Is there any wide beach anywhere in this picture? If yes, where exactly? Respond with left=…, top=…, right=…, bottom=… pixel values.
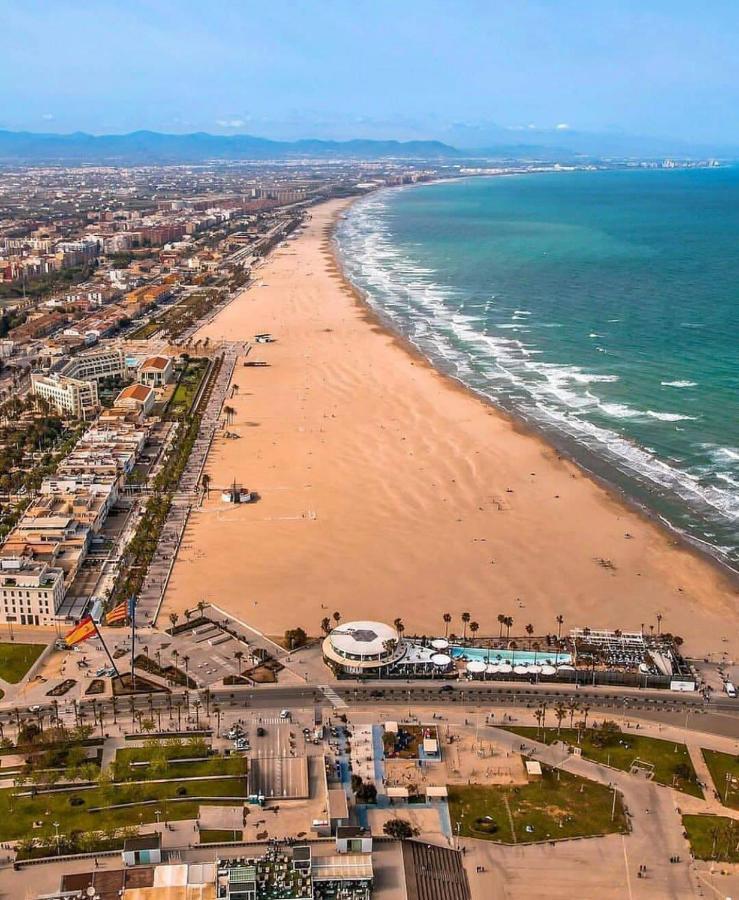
left=162, top=198, right=738, bottom=657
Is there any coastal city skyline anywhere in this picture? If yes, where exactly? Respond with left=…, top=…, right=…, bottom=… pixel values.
left=0, top=3, right=736, bottom=898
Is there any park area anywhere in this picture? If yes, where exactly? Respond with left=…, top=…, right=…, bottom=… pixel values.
left=448, top=766, right=627, bottom=844
left=167, top=357, right=210, bottom=419
left=0, top=734, right=248, bottom=854
left=501, top=723, right=703, bottom=797
left=682, top=815, right=739, bottom=863
left=0, top=642, right=45, bottom=683
left=702, top=750, right=739, bottom=810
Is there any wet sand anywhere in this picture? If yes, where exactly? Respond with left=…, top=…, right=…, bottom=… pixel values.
left=162, top=199, right=738, bottom=657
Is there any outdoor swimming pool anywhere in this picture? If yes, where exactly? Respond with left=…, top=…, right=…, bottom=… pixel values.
left=450, top=646, right=572, bottom=665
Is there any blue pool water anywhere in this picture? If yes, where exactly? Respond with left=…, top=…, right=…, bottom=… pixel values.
left=450, top=646, right=571, bottom=664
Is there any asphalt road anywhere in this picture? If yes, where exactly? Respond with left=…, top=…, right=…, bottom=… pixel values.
left=9, top=681, right=738, bottom=739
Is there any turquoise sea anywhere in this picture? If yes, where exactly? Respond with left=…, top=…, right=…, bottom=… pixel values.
left=335, top=168, right=739, bottom=570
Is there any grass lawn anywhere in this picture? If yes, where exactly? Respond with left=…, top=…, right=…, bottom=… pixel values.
left=702, top=750, right=739, bottom=810
left=0, top=643, right=45, bottom=683
left=448, top=766, right=627, bottom=844
left=682, top=815, right=739, bottom=862
left=168, top=359, right=209, bottom=418
left=115, top=746, right=246, bottom=781
left=501, top=725, right=703, bottom=798
left=199, top=829, right=240, bottom=843
left=0, top=777, right=247, bottom=842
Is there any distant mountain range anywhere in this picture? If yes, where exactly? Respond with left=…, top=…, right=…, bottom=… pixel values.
left=0, top=130, right=460, bottom=164
left=0, top=128, right=735, bottom=165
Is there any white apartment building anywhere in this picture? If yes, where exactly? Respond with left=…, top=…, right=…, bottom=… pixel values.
left=61, top=346, right=126, bottom=381
left=31, top=372, right=99, bottom=419
left=0, top=556, right=65, bottom=626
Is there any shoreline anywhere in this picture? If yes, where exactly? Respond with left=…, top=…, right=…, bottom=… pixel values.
left=330, top=186, right=739, bottom=585
left=162, top=198, right=738, bottom=659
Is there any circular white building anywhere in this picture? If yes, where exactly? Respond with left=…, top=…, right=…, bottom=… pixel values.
left=322, top=620, right=406, bottom=675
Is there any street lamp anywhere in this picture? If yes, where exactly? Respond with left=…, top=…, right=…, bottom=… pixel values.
left=53, top=821, right=60, bottom=856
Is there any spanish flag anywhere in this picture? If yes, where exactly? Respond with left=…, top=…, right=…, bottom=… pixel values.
left=64, top=615, right=96, bottom=647
left=105, top=600, right=128, bottom=625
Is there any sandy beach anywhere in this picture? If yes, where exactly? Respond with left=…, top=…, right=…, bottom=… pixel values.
left=162, top=199, right=738, bottom=657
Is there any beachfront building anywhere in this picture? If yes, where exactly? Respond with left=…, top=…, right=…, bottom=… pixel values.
left=114, top=382, right=156, bottom=417
left=322, top=620, right=407, bottom=676
left=0, top=555, right=65, bottom=626
left=31, top=372, right=99, bottom=418
left=61, top=345, right=127, bottom=381
left=138, top=354, right=174, bottom=387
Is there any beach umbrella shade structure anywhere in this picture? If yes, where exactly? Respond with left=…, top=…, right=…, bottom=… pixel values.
left=497, top=663, right=513, bottom=674
left=431, top=639, right=449, bottom=650
left=557, top=664, right=576, bottom=671
left=431, top=653, right=452, bottom=667
left=466, top=660, right=487, bottom=677
left=527, top=664, right=542, bottom=675
left=513, top=665, right=529, bottom=675
left=486, top=663, right=500, bottom=675
left=540, top=665, right=557, bottom=676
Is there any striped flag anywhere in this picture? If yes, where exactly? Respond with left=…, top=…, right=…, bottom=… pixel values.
left=64, top=615, right=96, bottom=647
left=105, top=600, right=128, bottom=625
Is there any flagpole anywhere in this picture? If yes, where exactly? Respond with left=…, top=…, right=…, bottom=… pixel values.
left=92, top=620, right=120, bottom=678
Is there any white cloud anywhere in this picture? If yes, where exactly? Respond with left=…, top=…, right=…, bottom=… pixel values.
left=41, top=113, right=55, bottom=121
left=555, top=123, right=570, bottom=130
left=216, top=118, right=247, bottom=128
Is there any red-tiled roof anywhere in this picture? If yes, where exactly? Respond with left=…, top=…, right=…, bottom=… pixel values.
left=117, top=383, right=154, bottom=402
left=141, top=355, right=171, bottom=370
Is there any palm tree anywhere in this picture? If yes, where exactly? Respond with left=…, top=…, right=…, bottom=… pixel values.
left=168, top=611, right=179, bottom=631
left=556, top=614, right=564, bottom=641
left=469, top=621, right=479, bottom=642
left=234, top=651, right=244, bottom=675
left=442, top=613, right=452, bottom=638
left=393, top=618, right=405, bottom=640
left=182, top=655, right=190, bottom=682
left=534, top=705, right=545, bottom=739
left=567, top=697, right=579, bottom=729
left=497, top=614, right=505, bottom=640
left=332, top=611, right=341, bottom=626
left=197, top=599, right=207, bottom=617
left=320, top=617, right=331, bottom=635
left=532, top=641, right=540, bottom=664
left=461, top=612, right=471, bottom=641
left=656, top=612, right=663, bottom=636
left=525, top=623, right=534, bottom=644
left=504, top=616, right=514, bottom=640
left=554, top=702, right=567, bottom=737
left=581, top=704, right=591, bottom=733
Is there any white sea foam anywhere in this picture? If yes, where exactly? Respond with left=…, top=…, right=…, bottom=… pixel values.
left=335, top=191, right=739, bottom=528
left=661, top=380, right=698, bottom=388
left=646, top=410, right=697, bottom=422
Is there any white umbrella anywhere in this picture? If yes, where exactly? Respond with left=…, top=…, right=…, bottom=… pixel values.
left=431, top=653, right=451, bottom=667
left=513, top=665, right=528, bottom=675
left=557, top=664, right=576, bottom=671
left=540, top=665, right=556, bottom=676
left=431, top=639, right=449, bottom=650
left=466, top=660, right=486, bottom=674
left=527, top=664, right=542, bottom=674
left=497, top=663, right=513, bottom=674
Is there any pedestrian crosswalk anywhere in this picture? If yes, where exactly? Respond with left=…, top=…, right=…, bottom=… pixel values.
left=251, top=716, right=285, bottom=726
left=319, top=684, right=348, bottom=708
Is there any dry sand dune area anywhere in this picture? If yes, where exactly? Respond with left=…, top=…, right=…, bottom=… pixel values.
left=162, top=199, right=738, bottom=656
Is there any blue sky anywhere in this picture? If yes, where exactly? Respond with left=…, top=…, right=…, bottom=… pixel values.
left=1, top=1, right=737, bottom=146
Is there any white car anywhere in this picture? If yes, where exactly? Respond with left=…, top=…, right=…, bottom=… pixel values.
left=279, top=709, right=291, bottom=719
